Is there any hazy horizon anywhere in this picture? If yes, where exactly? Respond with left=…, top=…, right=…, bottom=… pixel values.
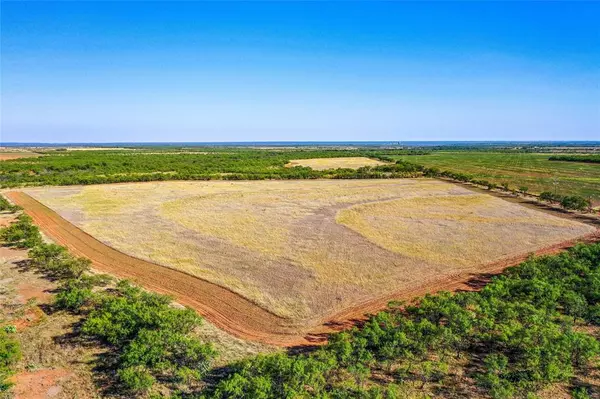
left=2, top=2, right=599, bottom=143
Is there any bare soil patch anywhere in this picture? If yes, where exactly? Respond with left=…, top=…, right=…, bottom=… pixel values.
left=0, top=153, right=41, bottom=161
left=15, top=281, right=53, bottom=304
left=285, top=156, right=387, bottom=170
left=10, top=368, right=72, bottom=399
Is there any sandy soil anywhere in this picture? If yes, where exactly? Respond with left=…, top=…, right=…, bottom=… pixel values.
left=0, top=153, right=41, bottom=161
left=11, top=369, right=73, bottom=399
left=7, top=187, right=599, bottom=346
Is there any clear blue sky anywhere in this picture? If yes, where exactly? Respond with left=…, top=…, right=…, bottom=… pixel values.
left=1, top=1, right=599, bottom=143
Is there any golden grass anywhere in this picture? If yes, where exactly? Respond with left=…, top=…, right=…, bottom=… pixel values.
left=0, top=153, right=41, bottom=161
left=285, top=157, right=387, bottom=170
left=23, top=180, right=596, bottom=321
left=337, top=194, right=583, bottom=267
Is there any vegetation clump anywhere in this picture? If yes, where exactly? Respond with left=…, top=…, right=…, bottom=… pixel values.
left=540, top=192, right=591, bottom=211
left=0, top=196, right=20, bottom=212
left=0, top=214, right=43, bottom=249
left=0, top=328, right=20, bottom=392
left=81, top=281, right=216, bottom=393
left=549, top=155, right=600, bottom=164
left=0, top=149, right=427, bottom=187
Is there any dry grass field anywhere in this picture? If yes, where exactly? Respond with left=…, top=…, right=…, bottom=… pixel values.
left=285, top=156, right=387, bottom=170
left=23, top=180, right=595, bottom=321
left=0, top=152, right=41, bottom=161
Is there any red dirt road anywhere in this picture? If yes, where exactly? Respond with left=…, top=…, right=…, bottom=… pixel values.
left=7, top=191, right=599, bottom=347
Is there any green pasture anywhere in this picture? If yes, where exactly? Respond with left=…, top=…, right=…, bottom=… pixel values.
left=393, top=152, right=600, bottom=204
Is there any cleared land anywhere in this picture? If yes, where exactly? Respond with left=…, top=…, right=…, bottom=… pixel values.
left=7, top=185, right=599, bottom=345
left=285, top=156, right=387, bottom=170
left=17, top=179, right=595, bottom=319
left=393, top=152, right=600, bottom=204
left=0, top=152, right=41, bottom=161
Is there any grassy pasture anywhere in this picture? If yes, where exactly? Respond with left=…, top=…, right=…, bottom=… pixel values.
left=285, top=156, right=387, bottom=170
left=392, top=152, right=600, bottom=204
left=23, top=179, right=595, bottom=321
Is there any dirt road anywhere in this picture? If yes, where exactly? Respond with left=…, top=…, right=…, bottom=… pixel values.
left=7, top=191, right=599, bottom=347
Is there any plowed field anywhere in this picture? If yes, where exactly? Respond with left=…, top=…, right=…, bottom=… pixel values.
left=8, top=179, right=598, bottom=346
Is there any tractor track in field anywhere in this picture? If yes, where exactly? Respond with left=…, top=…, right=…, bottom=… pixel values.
left=6, top=191, right=600, bottom=347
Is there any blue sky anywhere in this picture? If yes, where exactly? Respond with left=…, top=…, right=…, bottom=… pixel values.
left=1, top=1, right=599, bottom=143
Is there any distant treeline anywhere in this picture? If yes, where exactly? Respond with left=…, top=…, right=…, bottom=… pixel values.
left=0, top=149, right=429, bottom=188
left=549, top=155, right=600, bottom=164
left=1, top=149, right=595, bottom=211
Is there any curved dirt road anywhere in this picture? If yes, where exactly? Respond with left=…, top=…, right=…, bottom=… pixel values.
left=7, top=191, right=599, bottom=346
left=6, top=191, right=311, bottom=346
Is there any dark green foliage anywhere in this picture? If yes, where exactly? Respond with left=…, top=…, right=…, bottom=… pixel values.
left=572, top=386, right=592, bottom=399
left=0, top=214, right=43, bottom=248
left=81, top=280, right=215, bottom=392
left=539, top=192, right=591, bottom=211
left=549, top=155, right=600, bottom=164
left=117, top=366, right=156, bottom=393
left=540, top=191, right=563, bottom=203
left=0, top=149, right=429, bottom=188
left=54, top=276, right=99, bottom=311
left=201, top=243, right=600, bottom=399
left=0, top=328, right=20, bottom=392
left=29, top=243, right=92, bottom=279
left=560, top=196, right=591, bottom=211
left=0, top=195, right=19, bottom=213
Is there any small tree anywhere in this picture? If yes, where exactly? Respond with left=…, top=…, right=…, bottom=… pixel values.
left=519, top=186, right=529, bottom=194
left=560, top=196, right=591, bottom=211
left=540, top=191, right=563, bottom=203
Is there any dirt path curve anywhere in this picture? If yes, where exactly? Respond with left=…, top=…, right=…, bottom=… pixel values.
left=7, top=191, right=600, bottom=347
left=6, top=191, right=311, bottom=346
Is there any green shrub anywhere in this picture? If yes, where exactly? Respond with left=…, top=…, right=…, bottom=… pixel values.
left=29, top=243, right=91, bottom=278
left=572, top=386, right=592, bottom=399
left=54, top=280, right=94, bottom=311
left=81, top=281, right=215, bottom=391
left=0, top=195, right=19, bottom=213
left=0, top=214, right=43, bottom=248
left=540, top=191, right=563, bottom=203
left=2, top=326, right=16, bottom=334
left=0, top=328, right=20, bottom=392
left=560, top=195, right=591, bottom=211
left=117, top=366, right=156, bottom=393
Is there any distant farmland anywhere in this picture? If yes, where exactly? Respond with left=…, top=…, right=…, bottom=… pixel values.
left=392, top=152, right=600, bottom=204
left=20, top=179, right=595, bottom=323
left=285, top=156, right=387, bottom=170
left=0, top=152, right=41, bottom=161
